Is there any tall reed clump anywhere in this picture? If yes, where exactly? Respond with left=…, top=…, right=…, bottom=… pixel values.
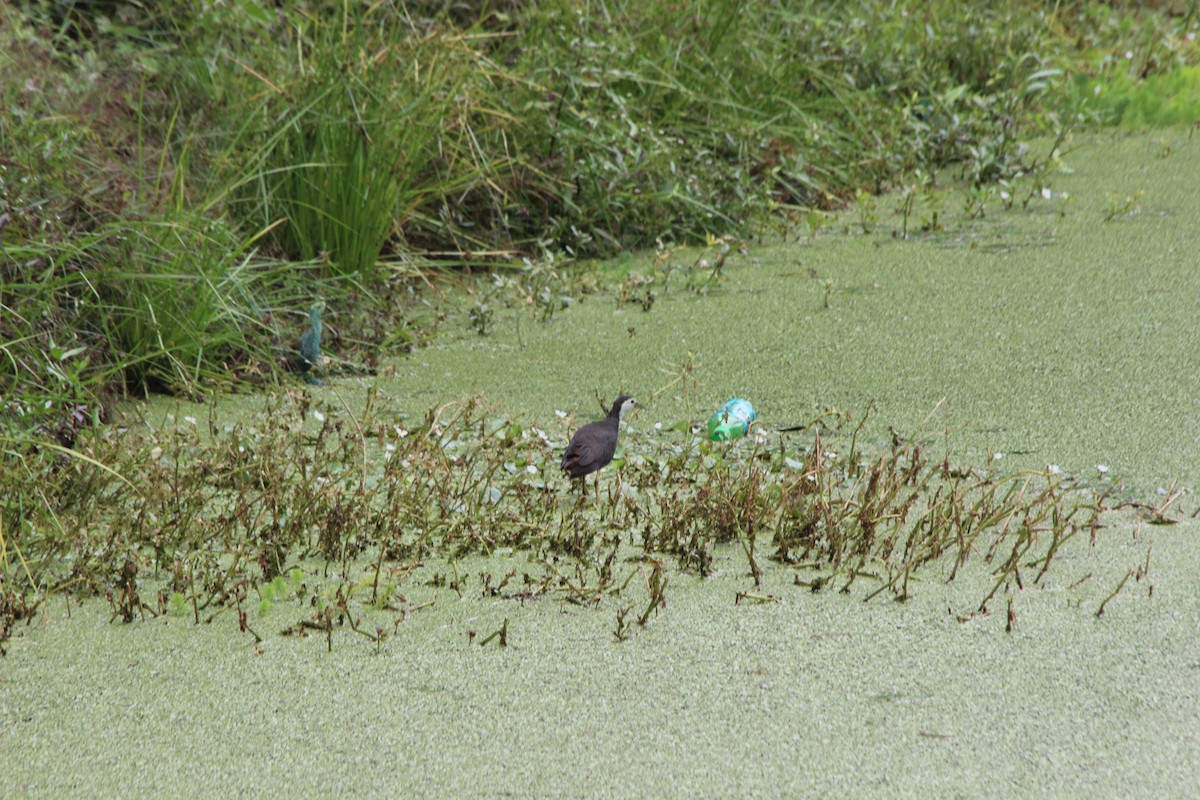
left=225, top=16, right=461, bottom=280
left=96, top=211, right=270, bottom=396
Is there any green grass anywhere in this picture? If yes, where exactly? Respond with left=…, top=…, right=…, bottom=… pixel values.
left=1073, top=64, right=1200, bottom=127
left=224, top=18, right=462, bottom=279
left=4, top=1, right=1196, bottom=422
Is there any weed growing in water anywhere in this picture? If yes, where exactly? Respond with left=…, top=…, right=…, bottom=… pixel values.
left=1103, top=189, right=1147, bottom=222
left=0, top=390, right=1158, bottom=649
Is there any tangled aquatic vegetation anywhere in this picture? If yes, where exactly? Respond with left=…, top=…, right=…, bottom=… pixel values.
left=0, top=388, right=1164, bottom=652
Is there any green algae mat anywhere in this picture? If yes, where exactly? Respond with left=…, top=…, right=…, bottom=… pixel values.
left=4, top=132, right=1200, bottom=797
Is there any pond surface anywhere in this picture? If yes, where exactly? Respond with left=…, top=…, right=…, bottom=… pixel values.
left=2, top=523, right=1196, bottom=797
left=380, top=132, right=1199, bottom=498
left=4, top=131, right=1200, bottom=797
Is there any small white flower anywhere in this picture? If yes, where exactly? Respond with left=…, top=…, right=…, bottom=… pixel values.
left=385, top=443, right=396, bottom=452
left=1096, top=464, right=1109, bottom=474
left=526, top=464, right=538, bottom=474
left=1000, top=190, right=1011, bottom=202
left=395, top=425, right=408, bottom=438
left=184, top=416, right=197, bottom=426
left=1041, top=187, right=1051, bottom=200
left=1124, top=50, right=1133, bottom=60
left=314, top=410, right=325, bottom=422
left=1047, top=464, right=1062, bottom=475
left=150, top=446, right=162, bottom=460
left=654, top=422, right=662, bottom=430
left=993, top=452, right=1004, bottom=461
left=238, top=445, right=245, bottom=453
left=555, top=410, right=567, bottom=419
left=44, top=399, right=53, bottom=409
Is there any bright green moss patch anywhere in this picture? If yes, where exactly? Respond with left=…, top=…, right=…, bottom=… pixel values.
left=1075, top=64, right=1200, bottom=127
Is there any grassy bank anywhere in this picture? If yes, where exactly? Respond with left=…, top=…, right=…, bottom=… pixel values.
left=3, top=2, right=1196, bottom=409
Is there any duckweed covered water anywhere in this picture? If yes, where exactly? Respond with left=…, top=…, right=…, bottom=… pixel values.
left=2, top=523, right=1195, bottom=797
left=377, top=133, right=1200, bottom=497
left=4, top=132, right=1200, bottom=797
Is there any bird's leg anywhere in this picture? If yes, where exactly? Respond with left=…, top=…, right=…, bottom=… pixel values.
left=592, top=472, right=600, bottom=505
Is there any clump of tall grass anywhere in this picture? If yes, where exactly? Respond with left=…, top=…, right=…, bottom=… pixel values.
left=96, top=212, right=271, bottom=396
left=223, top=19, right=461, bottom=279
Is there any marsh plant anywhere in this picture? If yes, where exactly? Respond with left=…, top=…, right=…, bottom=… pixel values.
left=0, top=390, right=1155, bottom=650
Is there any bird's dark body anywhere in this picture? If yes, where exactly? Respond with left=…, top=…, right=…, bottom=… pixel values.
left=561, top=395, right=635, bottom=479
left=561, top=418, right=619, bottom=478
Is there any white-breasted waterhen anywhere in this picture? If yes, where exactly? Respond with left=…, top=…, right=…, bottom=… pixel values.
left=561, top=395, right=637, bottom=501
